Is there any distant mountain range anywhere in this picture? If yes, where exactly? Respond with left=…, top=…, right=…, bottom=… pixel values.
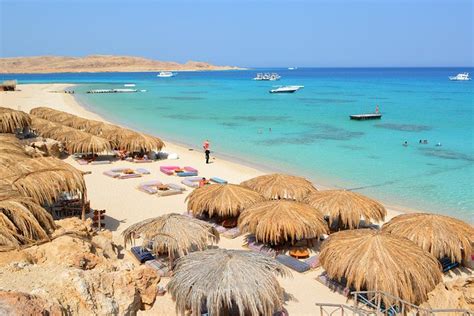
left=0, top=55, right=241, bottom=74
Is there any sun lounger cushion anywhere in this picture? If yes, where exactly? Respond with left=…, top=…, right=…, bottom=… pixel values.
left=184, top=166, right=198, bottom=173
left=77, top=159, right=89, bottom=165
left=176, top=171, right=198, bottom=177
left=440, top=257, right=460, bottom=272
left=167, top=183, right=186, bottom=191
left=222, top=227, right=240, bottom=239
left=118, top=173, right=142, bottom=179
left=140, top=180, right=162, bottom=186
left=125, top=157, right=133, bottom=162
left=111, top=167, right=128, bottom=173
left=317, top=273, right=351, bottom=297
left=276, top=254, right=311, bottom=273
left=209, top=222, right=228, bottom=234
left=210, top=177, right=227, bottom=184
left=136, top=168, right=150, bottom=175
left=246, top=236, right=277, bottom=257
left=145, top=259, right=171, bottom=277
left=90, top=160, right=112, bottom=165
left=103, top=171, right=119, bottom=178
left=181, top=176, right=202, bottom=188
left=134, top=159, right=152, bottom=163
left=139, top=186, right=158, bottom=194
left=160, top=166, right=180, bottom=175
left=304, top=255, right=320, bottom=269
left=131, top=246, right=155, bottom=263
left=156, top=189, right=182, bottom=197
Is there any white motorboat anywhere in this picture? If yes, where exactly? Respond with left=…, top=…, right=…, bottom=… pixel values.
left=449, top=72, right=471, bottom=81
left=157, top=71, right=176, bottom=78
left=124, top=83, right=136, bottom=87
left=288, top=67, right=297, bottom=70
left=269, top=85, right=304, bottom=93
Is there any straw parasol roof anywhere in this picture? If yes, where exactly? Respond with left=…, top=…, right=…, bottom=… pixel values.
left=0, top=107, right=31, bottom=133
left=48, top=127, right=88, bottom=143
left=86, top=122, right=121, bottom=136
left=0, top=193, right=56, bottom=248
left=238, top=200, right=328, bottom=245
left=122, top=213, right=219, bottom=259
left=319, top=229, right=442, bottom=305
left=30, top=107, right=55, bottom=118
left=305, top=190, right=387, bottom=230
left=115, top=130, right=165, bottom=152
left=0, top=134, right=29, bottom=165
left=167, top=249, right=289, bottom=316
left=382, top=213, right=474, bottom=263
left=241, top=173, right=317, bottom=201
left=67, top=134, right=112, bottom=154
left=186, top=184, right=265, bottom=218
left=0, top=157, right=86, bottom=205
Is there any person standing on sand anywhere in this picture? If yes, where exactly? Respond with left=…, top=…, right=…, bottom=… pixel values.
left=203, top=140, right=211, bottom=164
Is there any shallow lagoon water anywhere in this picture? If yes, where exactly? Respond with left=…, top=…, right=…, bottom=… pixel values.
left=6, top=68, right=473, bottom=222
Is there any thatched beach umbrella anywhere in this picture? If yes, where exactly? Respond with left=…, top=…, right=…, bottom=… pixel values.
left=305, top=190, right=387, bottom=230
left=30, top=107, right=56, bottom=118
left=0, top=134, right=29, bottom=165
left=186, top=184, right=265, bottom=219
left=238, top=200, right=328, bottom=245
left=0, top=193, right=56, bottom=248
left=86, top=122, right=121, bottom=137
left=48, top=127, right=87, bottom=143
left=167, top=249, right=289, bottom=316
left=0, top=107, right=31, bottom=133
left=122, top=213, right=219, bottom=263
left=241, top=173, right=317, bottom=201
left=116, top=130, right=165, bottom=152
left=319, top=229, right=442, bottom=305
left=67, top=134, right=112, bottom=154
left=382, top=213, right=474, bottom=263
left=0, top=157, right=86, bottom=205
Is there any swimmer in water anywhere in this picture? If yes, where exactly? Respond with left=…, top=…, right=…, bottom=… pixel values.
left=403, top=141, right=408, bottom=147
left=436, top=142, right=442, bottom=147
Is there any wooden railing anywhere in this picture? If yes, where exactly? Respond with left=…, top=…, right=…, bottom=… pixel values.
left=315, top=290, right=473, bottom=316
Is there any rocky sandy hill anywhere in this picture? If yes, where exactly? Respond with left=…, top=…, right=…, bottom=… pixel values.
left=0, top=55, right=241, bottom=74
left=0, top=218, right=161, bottom=315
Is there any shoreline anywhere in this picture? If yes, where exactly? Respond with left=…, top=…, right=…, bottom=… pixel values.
left=72, top=84, right=431, bottom=217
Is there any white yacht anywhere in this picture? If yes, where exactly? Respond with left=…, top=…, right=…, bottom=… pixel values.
left=269, top=85, right=304, bottom=93
left=157, top=71, right=176, bottom=78
left=449, top=72, right=471, bottom=81
left=124, top=83, right=136, bottom=87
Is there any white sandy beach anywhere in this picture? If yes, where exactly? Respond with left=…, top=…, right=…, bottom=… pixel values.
left=0, top=83, right=416, bottom=315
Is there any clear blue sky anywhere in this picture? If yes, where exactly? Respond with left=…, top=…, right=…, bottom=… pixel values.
left=1, top=0, right=472, bottom=67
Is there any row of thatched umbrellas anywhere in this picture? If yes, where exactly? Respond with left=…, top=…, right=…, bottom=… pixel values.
left=124, top=173, right=472, bottom=315
left=30, top=107, right=165, bottom=154
left=0, top=132, right=86, bottom=249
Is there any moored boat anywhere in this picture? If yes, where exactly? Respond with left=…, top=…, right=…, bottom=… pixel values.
left=449, top=72, right=471, bottom=81
left=269, top=85, right=304, bottom=93
left=157, top=71, right=176, bottom=78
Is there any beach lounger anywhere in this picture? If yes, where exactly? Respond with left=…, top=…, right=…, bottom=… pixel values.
left=317, top=272, right=351, bottom=297
left=103, top=170, right=119, bottom=178
left=156, top=188, right=182, bottom=197
left=181, top=176, right=202, bottom=188
left=145, top=259, right=171, bottom=277
left=125, top=157, right=133, bottom=162
left=210, top=177, right=228, bottom=184
left=222, top=227, right=241, bottom=239
left=139, top=186, right=158, bottom=194
left=304, top=254, right=320, bottom=269
left=111, top=167, right=128, bottom=173
left=276, top=254, right=311, bottom=273
left=440, top=257, right=460, bottom=272
left=76, top=159, right=89, bottom=165
left=167, top=153, right=179, bottom=160
left=167, top=183, right=186, bottom=191
left=118, top=173, right=142, bottom=179
left=131, top=246, right=155, bottom=263
left=90, top=160, right=112, bottom=165
left=176, top=171, right=198, bottom=177
left=136, top=168, right=150, bottom=175
left=160, top=166, right=180, bottom=175
left=133, top=159, right=153, bottom=163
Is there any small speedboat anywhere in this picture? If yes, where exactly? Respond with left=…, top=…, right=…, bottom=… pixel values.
left=269, top=85, right=304, bottom=93
left=449, top=72, right=471, bottom=81
left=157, top=71, right=176, bottom=78
left=124, top=83, right=136, bottom=87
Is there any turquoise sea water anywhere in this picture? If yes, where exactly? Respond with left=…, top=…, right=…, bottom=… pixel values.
left=5, top=68, right=473, bottom=222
